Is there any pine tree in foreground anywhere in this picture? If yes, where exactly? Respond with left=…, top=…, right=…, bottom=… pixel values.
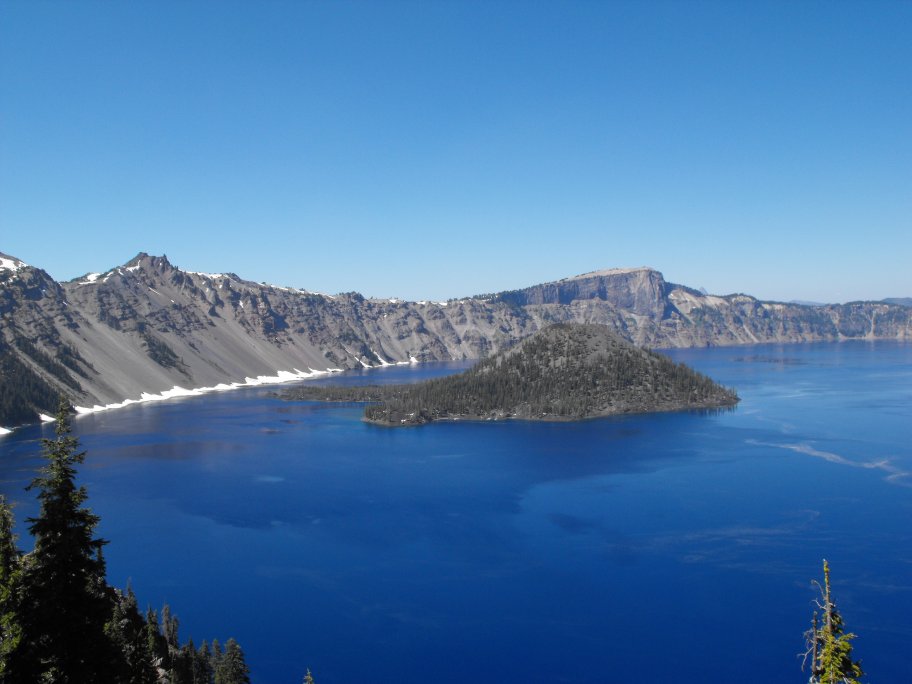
left=1, top=399, right=123, bottom=681
left=803, top=559, right=864, bottom=684
left=214, top=637, right=250, bottom=684
left=0, top=400, right=251, bottom=683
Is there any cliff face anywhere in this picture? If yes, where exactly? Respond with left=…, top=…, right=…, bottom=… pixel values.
left=2, top=251, right=910, bottom=425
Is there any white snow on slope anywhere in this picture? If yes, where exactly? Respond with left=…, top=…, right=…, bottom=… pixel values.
left=372, top=349, right=393, bottom=367
left=72, top=367, right=341, bottom=415
left=0, top=256, right=27, bottom=272
left=0, top=427, right=12, bottom=436
left=187, top=271, right=225, bottom=279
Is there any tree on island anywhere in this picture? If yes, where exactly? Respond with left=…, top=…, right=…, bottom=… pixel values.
left=802, top=559, right=863, bottom=684
left=0, top=399, right=250, bottom=683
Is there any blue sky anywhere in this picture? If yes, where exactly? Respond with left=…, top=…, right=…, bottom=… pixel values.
left=1, top=1, right=909, bottom=302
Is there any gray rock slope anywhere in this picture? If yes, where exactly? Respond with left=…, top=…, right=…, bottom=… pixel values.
left=2, top=251, right=911, bottom=426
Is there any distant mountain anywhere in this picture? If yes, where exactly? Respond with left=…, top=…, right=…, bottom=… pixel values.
left=287, top=323, right=739, bottom=425
left=2, top=251, right=911, bottom=428
left=883, top=297, right=912, bottom=308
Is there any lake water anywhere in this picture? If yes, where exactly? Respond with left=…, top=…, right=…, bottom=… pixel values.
left=1, top=341, right=910, bottom=683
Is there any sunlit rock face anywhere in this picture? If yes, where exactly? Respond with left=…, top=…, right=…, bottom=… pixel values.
left=1, top=251, right=910, bottom=426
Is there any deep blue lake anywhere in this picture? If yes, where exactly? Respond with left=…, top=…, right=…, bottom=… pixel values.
left=1, top=341, right=910, bottom=683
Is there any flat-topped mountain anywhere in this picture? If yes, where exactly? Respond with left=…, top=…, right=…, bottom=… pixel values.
left=2, top=251, right=911, bottom=428
left=287, top=323, right=739, bottom=425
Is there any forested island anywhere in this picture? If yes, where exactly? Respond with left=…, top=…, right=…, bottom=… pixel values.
left=284, top=323, right=739, bottom=425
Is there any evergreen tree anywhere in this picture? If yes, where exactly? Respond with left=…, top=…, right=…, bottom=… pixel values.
left=303, top=667, right=316, bottom=684
left=2, top=399, right=123, bottom=681
left=214, top=638, right=250, bottom=684
left=804, top=559, right=864, bottom=683
left=106, top=584, right=157, bottom=684
left=195, top=640, right=215, bottom=684
left=0, top=496, right=22, bottom=667
left=0, top=496, right=18, bottom=587
left=171, top=637, right=196, bottom=684
left=144, top=606, right=168, bottom=674
left=0, top=401, right=251, bottom=682
left=210, top=638, right=222, bottom=670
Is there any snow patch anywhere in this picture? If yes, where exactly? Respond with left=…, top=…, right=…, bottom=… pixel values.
left=0, top=256, right=27, bottom=272
left=79, top=273, right=101, bottom=284
left=71, top=367, right=345, bottom=417
left=39, top=413, right=55, bottom=423
left=350, top=353, right=373, bottom=369
left=126, top=265, right=141, bottom=272
left=0, top=426, right=12, bottom=436
left=371, top=349, right=393, bottom=367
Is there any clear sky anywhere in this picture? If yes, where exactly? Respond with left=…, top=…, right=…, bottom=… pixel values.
left=1, top=1, right=909, bottom=303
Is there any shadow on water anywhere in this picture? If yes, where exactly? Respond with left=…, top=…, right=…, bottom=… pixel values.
left=1, top=346, right=910, bottom=684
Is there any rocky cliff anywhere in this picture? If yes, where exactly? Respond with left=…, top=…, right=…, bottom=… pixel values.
left=2, top=252, right=910, bottom=427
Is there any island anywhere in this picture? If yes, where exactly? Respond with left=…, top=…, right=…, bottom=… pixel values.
left=283, top=323, right=739, bottom=426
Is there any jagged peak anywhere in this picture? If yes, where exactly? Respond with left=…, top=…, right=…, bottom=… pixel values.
left=123, top=252, right=173, bottom=271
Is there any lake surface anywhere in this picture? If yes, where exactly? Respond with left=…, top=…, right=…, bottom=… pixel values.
left=1, top=341, right=910, bottom=683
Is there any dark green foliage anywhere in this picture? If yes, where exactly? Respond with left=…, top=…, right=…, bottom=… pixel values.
left=0, top=496, right=20, bottom=662
left=144, top=607, right=167, bottom=671
left=0, top=497, right=18, bottom=595
left=13, top=335, right=83, bottom=392
left=137, top=323, right=188, bottom=376
left=0, top=402, right=249, bottom=682
left=0, top=337, right=60, bottom=426
left=214, top=638, right=250, bottom=684
left=195, top=641, right=215, bottom=684
left=106, top=585, right=157, bottom=684
left=57, top=343, right=93, bottom=379
left=1, top=399, right=123, bottom=681
left=804, top=560, right=864, bottom=683
left=287, top=323, right=738, bottom=425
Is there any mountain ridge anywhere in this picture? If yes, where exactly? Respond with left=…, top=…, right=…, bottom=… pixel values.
left=2, top=250, right=911, bottom=429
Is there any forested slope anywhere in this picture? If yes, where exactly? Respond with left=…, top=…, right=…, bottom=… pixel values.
left=286, top=323, right=739, bottom=425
